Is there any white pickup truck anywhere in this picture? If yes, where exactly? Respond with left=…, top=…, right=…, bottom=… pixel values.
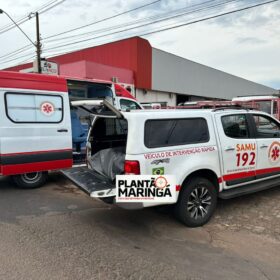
left=62, top=105, right=280, bottom=227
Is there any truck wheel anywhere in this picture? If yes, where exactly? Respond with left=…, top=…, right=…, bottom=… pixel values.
left=174, top=177, right=217, bottom=227
left=12, top=171, right=48, bottom=189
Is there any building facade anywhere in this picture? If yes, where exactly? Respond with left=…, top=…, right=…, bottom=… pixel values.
left=5, top=37, right=277, bottom=106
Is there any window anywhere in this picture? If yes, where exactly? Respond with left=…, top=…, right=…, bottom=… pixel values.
left=120, top=99, right=141, bottom=111
left=5, top=93, right=63, bottom=123
left=88, top=85, right=113, bottom=99
left=144, top=118, right=209, bottom=148
left=67, top=81, right=113, bottom=100
left=68, top=88, right=86, bottom=99
left=222, top=114, right=249, bottom=138
left=93, top=118, right=127, bottom=137
left=255, top=100, right=272, bottom=114
left=106, top=119, right=127, bottom=136
left=253, top=114, right=280, bottom=138
left=273, top=101, right=278, bottom=116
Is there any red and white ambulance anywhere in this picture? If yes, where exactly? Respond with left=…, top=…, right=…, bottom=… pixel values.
left=0, top=71, right=141, bottom=188
left=232, top=96, right=280, bottom=120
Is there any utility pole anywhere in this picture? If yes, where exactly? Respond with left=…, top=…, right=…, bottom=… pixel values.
left=35, top=12, right=41, bottom=73
left=0, top=9, right=42, bottom=73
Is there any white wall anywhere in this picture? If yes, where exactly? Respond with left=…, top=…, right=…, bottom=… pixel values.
left=152, top=48, right=277, bottom=100
left=135, top=88, right=176, bottom=106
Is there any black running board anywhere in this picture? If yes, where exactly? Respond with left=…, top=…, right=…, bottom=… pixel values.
left=61, top=167, right=116, bottom=198
left=219, top=176, right=280, bottom=199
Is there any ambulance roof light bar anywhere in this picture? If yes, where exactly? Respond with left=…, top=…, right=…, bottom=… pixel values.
left=212, top=106, right=253, bottom=112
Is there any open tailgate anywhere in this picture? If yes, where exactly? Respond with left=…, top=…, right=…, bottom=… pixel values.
left=61, top=167, right=116, bottom=198
left=71, top=99, right=123, bottom=118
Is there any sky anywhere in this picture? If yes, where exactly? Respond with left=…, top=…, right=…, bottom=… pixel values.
left=0, top=0, right=279, bottom=89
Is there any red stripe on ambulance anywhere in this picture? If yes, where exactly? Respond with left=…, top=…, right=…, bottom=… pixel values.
left=0, top=71, right=68, bottom=92
left=255, top=167, right=280, bottom=176
left=0, top=148, right=72, bottom=156
left=223, top=171, right=255, bottom=182
left=1, top=159, right=73, bottom=176
left=222, top=167, right=280, bottom=183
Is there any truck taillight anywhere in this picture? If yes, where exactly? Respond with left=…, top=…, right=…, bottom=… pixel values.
left=124, top=160, right=140, bottom=175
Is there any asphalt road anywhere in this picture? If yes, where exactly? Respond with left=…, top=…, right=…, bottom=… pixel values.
left=0, top=173, right=279, bottom=280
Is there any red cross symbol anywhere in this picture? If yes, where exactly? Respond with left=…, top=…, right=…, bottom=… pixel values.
left=271, top=146, right=280, bottom=161
left=41, top=102, right=54, bottom=116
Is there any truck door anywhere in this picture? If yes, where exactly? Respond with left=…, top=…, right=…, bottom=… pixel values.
left=251, top=114, right=280, bottom=180
left=1, top=90, right=72, bottom=175
left=215, top=113, right=257, bottom=188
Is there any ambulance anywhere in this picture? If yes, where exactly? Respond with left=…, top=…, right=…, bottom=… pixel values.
left=0, top=71, right=141, bottom=188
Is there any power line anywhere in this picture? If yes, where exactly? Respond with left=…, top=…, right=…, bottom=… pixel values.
left=0, top=51, right=35, bottom=64
left=0, top=0, right=158, bottom=62
left=44, top=0, right=219, bottom=43
left=1, top=0, right=278, bottom=68
left=0, top=0, right=57, bottom=31
left=43, top=0, right=162, bottom=40
left=37, top=0, right=66, bottom=13
left=0, top=9, right=35, bottom=46
left=41, top=0, right=278, bottom=57
left=0, top=0, right=214, bottom=66
left=0, top=0, right=65, bottom=64
left=141, top=0, right=279, bottom=37
left=0, top=44, right=31, bottom=60
left=32, top=0, right=232, bottom=55
left=0, top=0, right=254, bottom=62
left=42, top=0, right=245, bottom=52
left=15, top=55, right=36, bottom=67
left=0, top=0, right=65, bottom=35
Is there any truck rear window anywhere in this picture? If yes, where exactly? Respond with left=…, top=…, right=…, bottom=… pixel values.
left=144, top=118, right=209, bottom=148
left=93, top=118, right=127, bottom=137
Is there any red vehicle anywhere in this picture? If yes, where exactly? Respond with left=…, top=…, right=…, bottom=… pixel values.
left=176, top=98, right=280, bottom=120
left=170, top=100, right=259, bottom=110
left=232, top=96, right=280, bottom=120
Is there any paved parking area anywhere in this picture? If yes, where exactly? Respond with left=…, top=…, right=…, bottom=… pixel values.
left=0, top=173, right=279, bottom=280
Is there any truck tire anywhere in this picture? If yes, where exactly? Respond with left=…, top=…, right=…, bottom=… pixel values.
left=174, top=177, right=217, bottom=227
left=12, top=171, right=48, bottom=189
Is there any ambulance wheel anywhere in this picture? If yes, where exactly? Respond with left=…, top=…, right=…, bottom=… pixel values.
left=12, top=172, right=48, bottom=189
left=174, top=177, right=217, bottom=227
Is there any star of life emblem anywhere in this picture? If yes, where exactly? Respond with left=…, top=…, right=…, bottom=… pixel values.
left=40, top=102, right=55, bottom=116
